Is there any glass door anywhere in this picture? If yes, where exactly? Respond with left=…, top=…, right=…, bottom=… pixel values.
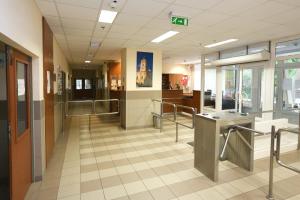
left=240, top=67, right=263, bottom=115
left=274, top=58, right=300, bottom=124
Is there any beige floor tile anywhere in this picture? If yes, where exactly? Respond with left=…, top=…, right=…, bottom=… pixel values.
left=196, top=187, right=224, bottom=200
left=59, top=174, right=80, bottom=186
left=143, top=177, right=165, bottom=190
left=150, top=186, right=176, bottom=200
left=213, top=183, right=241, bottom=199
left=160, top=174, right=182, bottom=185
left=124, top=181, right=147, bottom=195
left=230, top=178, right=256, bottom=193
left=81, top=179, right=102, bottom=193
left=137, top=169, right=157, bottom=179
left=81, top=171, right=100, bottom=182
left=103, top=185, right=127, bottom=200
left=178, top=193, right=203, bottom=200
left=81, top=189, right=105, bottom=200
left=101, top=175, right=122, bottom=188
left=57, top=183, right=80, bottom=198
left=119, top=172, right=141, bottom=184
left=58, top=194, right=81, bottom=200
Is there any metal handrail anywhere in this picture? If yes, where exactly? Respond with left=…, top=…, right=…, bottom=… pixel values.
left=267, top=126, right=300, bottom=200
left=151, top=98, right=197, bottom=142
left=66, top=100, right=94, bottom=117
left=65, top=99, right=120, bottom=131
left=175, top=105, right=197, bottom=142
left=94, top=99, right=119, bottom=116
left=275, top=128, right=300, bottom=173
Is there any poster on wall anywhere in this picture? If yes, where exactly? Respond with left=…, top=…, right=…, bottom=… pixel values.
left=136, top=51, right=153, bottom=87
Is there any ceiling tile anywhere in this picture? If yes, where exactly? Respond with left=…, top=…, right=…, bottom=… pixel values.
left=64, top=28, right=93, bottom=37
left=209, top=0, right=267, bottom=15
left=174, top=0, right=223, bottom=10
left=113, top=13, right=151, bottom=27
left=44, top=16, right=61, bottom=27
left=239, top=1, right=294, bottom=20
left=55, top=0, right=102, bottom=9
left=191, top=11, right=231, bottom=27
left=61, top=18, right=95, bottom=30
left=157, top=4, right=204, bottom=20
left=57, top=3, right=99, bottom=20
left=35, top=0, right=58, bottom=16
left=122, top=0, right=169, bottom=17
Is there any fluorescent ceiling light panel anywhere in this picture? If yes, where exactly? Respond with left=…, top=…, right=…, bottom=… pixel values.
left=85, top=60, right=91, bottom=63
left=151, top=31, right=179, bottom=43
left=99, top=10, right=118, bottom=23
left=205, top=39, right=238, bottom=48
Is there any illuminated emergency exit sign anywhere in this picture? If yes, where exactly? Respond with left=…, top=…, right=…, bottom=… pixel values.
left=171, top=16, right=188, bottom=26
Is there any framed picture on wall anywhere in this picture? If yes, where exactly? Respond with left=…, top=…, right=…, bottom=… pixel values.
left=136, top=51, right=153, bottom=87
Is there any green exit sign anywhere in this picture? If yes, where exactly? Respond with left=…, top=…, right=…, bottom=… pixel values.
left=171, top=16, right=188, bottom=26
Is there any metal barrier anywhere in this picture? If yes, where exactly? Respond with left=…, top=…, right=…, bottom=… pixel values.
left=220, top=125, right=265, bottom=160
left=66, top=99, right=120, bottom=131
left=151, top=99, right=196, bottom=142
left=267, top=126, right=300, bottom=200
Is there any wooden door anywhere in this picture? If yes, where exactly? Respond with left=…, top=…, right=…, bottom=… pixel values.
left=8, top=48, right=32, bottom=200
left=43, top=18, right=54, bottom=165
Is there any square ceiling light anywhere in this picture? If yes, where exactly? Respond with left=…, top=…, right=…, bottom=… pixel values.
left=99, top=10, right=118, bottom=23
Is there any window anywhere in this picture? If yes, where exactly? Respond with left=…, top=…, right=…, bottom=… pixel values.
left=248, top=42, right=269, bottom=54
left=17, top=61, right=28, bottom=136
left=220, top=47, right=247, bottom=59
left=85, top=79, right=92, bottom=89
left=76, top=79, right=82, bottom=90
left=276, top=38, right=300, bottom=57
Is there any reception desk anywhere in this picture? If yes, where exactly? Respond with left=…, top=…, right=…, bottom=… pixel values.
left=162, top=90, right=201, bottom=113
left=194, top=112, right=254, bottom=182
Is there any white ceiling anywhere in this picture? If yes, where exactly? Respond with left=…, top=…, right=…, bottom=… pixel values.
left=35, top=0, right=300, bottom=65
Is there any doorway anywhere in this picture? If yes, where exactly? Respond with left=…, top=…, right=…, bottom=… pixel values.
left=7, top=47, right=32, bottom=200
left=0, top=42, right=9, bottom=199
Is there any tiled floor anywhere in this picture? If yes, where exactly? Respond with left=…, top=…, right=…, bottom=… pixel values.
left=26, top=115, right=300, bottom=200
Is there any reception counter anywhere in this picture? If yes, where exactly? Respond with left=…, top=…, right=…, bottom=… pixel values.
left=162, top=90, right=201, bottom=113
left=194, top=112, right=254, bottom=182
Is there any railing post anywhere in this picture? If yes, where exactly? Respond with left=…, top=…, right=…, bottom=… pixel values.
left=176, top=123, right=178, bottom=142
left=298, top=125, right=300, bottom=150
left=160, top=103, right=163, bottom=132
left=267, top=125, right=276, bottom=200
left=89, top=115, right=91, bottom=132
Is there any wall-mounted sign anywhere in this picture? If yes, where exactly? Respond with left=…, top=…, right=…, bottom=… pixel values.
left=171, top=16, right=188, bottom=26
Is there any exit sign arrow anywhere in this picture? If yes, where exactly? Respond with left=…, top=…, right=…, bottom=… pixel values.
left=171, top=16, right=188, bottom=26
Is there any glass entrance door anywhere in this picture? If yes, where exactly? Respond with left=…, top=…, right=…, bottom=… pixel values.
left=274, top=58, right=300, bottom=124
left=240, top=67, right=263, bottom=115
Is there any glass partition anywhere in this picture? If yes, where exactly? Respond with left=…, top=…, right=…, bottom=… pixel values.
left=221, top=66, right=238, bottom=110
left=204, top=68, right=216, bottom=109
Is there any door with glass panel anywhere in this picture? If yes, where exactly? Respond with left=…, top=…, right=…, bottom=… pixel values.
left=274, top=58, right=300, bottom=124
left=7, top=48, right=32, bottom=200
left=239, top=65, right=263, bottom=115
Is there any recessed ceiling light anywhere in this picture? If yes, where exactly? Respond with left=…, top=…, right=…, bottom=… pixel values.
left=205, top=39, right=238, bottom=48
left=151, top=31, right=179, bottom=43
left=85, top=60, right=91, bottom=63
left=99, top=10, right=118, bottom=23
left=276, top=45, right=286, bottom=49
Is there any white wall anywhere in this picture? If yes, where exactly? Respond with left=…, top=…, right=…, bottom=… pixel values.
left=123, top=48, right=162, bottom=91
left=163, top=63, right=190, bottom=75
left=193, top=64, right=201, bottom=91
left=0, top=0, right=43, bottom=101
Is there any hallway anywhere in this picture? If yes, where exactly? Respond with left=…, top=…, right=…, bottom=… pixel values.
left=25, top=116, right=300, bottom=200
